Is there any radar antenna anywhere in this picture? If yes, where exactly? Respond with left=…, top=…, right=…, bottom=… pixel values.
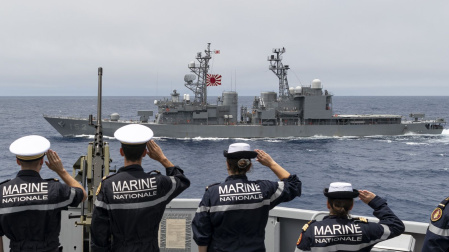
left=184, top=43, right=212, bottom=104
left=268, top=47, right=290, bottom=100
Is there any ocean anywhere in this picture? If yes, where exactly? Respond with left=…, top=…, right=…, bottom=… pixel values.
left=0, top=96, right=448, bottom=223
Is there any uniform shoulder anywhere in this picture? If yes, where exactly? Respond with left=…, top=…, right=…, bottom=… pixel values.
left=147, top=170, right=161, bottom=175
left=302, top=220, right=316, bottom=232
left=102, top=173, right=117, bottom=181
left=44, top=178, right=60, bottom=182
left=352, top=217, right=369, bottom=223
left=429, top=196, right=449, bottom=222
left=0, top=179, right=11, bottom=185
left=205, top=182, right=221, bottom=191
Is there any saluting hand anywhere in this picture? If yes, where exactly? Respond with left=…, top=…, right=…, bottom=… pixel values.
left=146, top=140, right=166, bottom=162
left=255, top=149, right=277, bottom=168
left=147, top=140, right=174, bottom=168
left=359, top=190, right=376, bottom=204
left=45, top=150, right=65, bottom=174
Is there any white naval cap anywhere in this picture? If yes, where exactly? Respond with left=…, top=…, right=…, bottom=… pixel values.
left=223, top=143, right=257, bottom=159
left=114, top=124, right=154, bottom=144
left=328, top=182, right=353, bottom=193
left=10, top=135, right=50, bottom=161
left=324, top=182, right=359, bottom=199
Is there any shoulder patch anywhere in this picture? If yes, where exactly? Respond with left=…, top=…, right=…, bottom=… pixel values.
left=302, top=220, right=316, bottom=232
left=0, top=179, right=11, bottom=185
left=102, top=173, right=117, bottom=180
left=206, top=182, right=220, bottom=191
left=431, top=208, right=443, bottom=222
left=148, top=170, right=161, bottom=175
left=353, top=217, right=368, bottom=223
left=96, top=181, right=102, bottom=196
left=296, top=233, right=303, bottom=245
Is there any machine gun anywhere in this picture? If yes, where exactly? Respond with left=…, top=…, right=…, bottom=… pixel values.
left=69, top=67, right=112, bottom=251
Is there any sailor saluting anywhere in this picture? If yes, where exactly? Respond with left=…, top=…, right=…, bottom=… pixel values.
left=90, top=124, right=190, bottom=252
left=0, top=135, right=87, bottom=252
left=192, top=143, right=302, bottom=252
left=295, top=182, right=405, bottom=252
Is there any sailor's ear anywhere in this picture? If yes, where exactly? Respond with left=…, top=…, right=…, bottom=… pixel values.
left=119, top=148, right=125, bottom=157
left=326, top=200, right=331, bottom=210
left=16, top=158, right=21, bottom=166
left=141, top=149, right=147, bottom=157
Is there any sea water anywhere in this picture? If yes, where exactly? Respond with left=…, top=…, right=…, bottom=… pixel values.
left=0, top=96, right=447, bottom=223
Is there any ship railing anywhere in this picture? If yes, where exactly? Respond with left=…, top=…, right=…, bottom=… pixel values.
left=1, top=198, right=428, bottom=251
left=162, top=199, right=426, bottom=252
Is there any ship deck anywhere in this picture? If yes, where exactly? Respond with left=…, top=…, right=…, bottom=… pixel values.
left=1, top=199, right=428, bottom=251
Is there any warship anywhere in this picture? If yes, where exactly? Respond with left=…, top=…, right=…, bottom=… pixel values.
left=44, top=44, right=445, bottom=138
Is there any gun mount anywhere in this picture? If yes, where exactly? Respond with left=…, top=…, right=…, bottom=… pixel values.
left=70, top=68, right=112, bottom=251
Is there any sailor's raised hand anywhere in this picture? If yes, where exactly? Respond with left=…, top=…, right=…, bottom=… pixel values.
left=147, top=140, right=165, bottom=161
left=147, top=140, right=174, bottom=168
left=359, top=190, right=376, bottom=204
left=45, top=149, right=65, bottom=173
left=255, top=149, right=276, bottom=168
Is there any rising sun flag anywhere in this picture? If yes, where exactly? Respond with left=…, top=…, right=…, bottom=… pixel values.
left=206, top=74, right=222, bottom=86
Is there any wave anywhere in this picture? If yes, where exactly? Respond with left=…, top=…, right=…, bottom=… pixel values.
left=73, top=134, right=116, bottom=140
left=405, top=142, right=429, bottom=146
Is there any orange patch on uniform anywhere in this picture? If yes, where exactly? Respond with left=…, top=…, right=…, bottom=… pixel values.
left=96, top=182, right=102, bottom=196
left=431, top=208, right=443, bottom=222
left=296, top=233, right=303, bottom=245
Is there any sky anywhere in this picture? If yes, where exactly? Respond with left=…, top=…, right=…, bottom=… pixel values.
left=1, top=1, right=448, bottom=96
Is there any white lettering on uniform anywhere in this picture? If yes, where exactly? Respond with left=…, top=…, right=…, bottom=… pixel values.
left=111, top=178, right=158, bottom=200
left=218, top=183, right=263, bottom=202
left=3, top=182, right=49, bottom=197
left=314, top=223, right=363, bottom=244
left=112, top=178, right=157, bottom=193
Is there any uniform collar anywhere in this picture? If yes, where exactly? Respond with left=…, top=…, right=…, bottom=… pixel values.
left=17, top=170, right=42, bottom=178
left=225, top=174, right=248, bottom=182
left=118, top=164, right=144, bottom=173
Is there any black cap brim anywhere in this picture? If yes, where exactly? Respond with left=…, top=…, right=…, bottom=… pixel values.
left=223, top=150, right=258, bottom=159
left=324, top=188, right=359, bottom=199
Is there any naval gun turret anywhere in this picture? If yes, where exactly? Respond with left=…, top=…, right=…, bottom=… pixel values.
left=69, top=67, right=112, bottom=251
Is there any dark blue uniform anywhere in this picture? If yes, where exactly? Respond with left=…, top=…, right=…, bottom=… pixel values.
left=422, top=196, right=449, bottom=251
left=90, top=164, right=190, bottom=252
left=0, top=170, right=84, bottom=252
left=295, top=196, right=404, bottom=252
left=192, top=174, right=301, bottom=252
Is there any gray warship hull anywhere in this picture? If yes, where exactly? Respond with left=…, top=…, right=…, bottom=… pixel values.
left=43, top=116, right=444, bottom=138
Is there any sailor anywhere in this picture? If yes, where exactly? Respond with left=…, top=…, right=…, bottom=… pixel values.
left=192, top=143, right=302, bottom=252
left=295, top=182, right=405, bottom=252
left=421, top=196, right=449, bottom=251
left=0, top=135, right=87, bottom=252
left=90, top=124, right=190, bottom=252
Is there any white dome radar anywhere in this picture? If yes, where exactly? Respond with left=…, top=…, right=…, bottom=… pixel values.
left=311, top=79, right=322, bottom=89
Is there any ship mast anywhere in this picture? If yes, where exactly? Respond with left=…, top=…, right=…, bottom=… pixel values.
left=185, top=43, right=212, bottom=104
left=268, top=47, right=290, bottom=100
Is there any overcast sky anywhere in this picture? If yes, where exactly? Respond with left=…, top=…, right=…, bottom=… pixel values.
left=1, top=1, right=448, bottom=96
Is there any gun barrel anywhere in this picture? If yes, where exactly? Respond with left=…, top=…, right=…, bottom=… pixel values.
left=97, top=67, right=103, bottom=127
